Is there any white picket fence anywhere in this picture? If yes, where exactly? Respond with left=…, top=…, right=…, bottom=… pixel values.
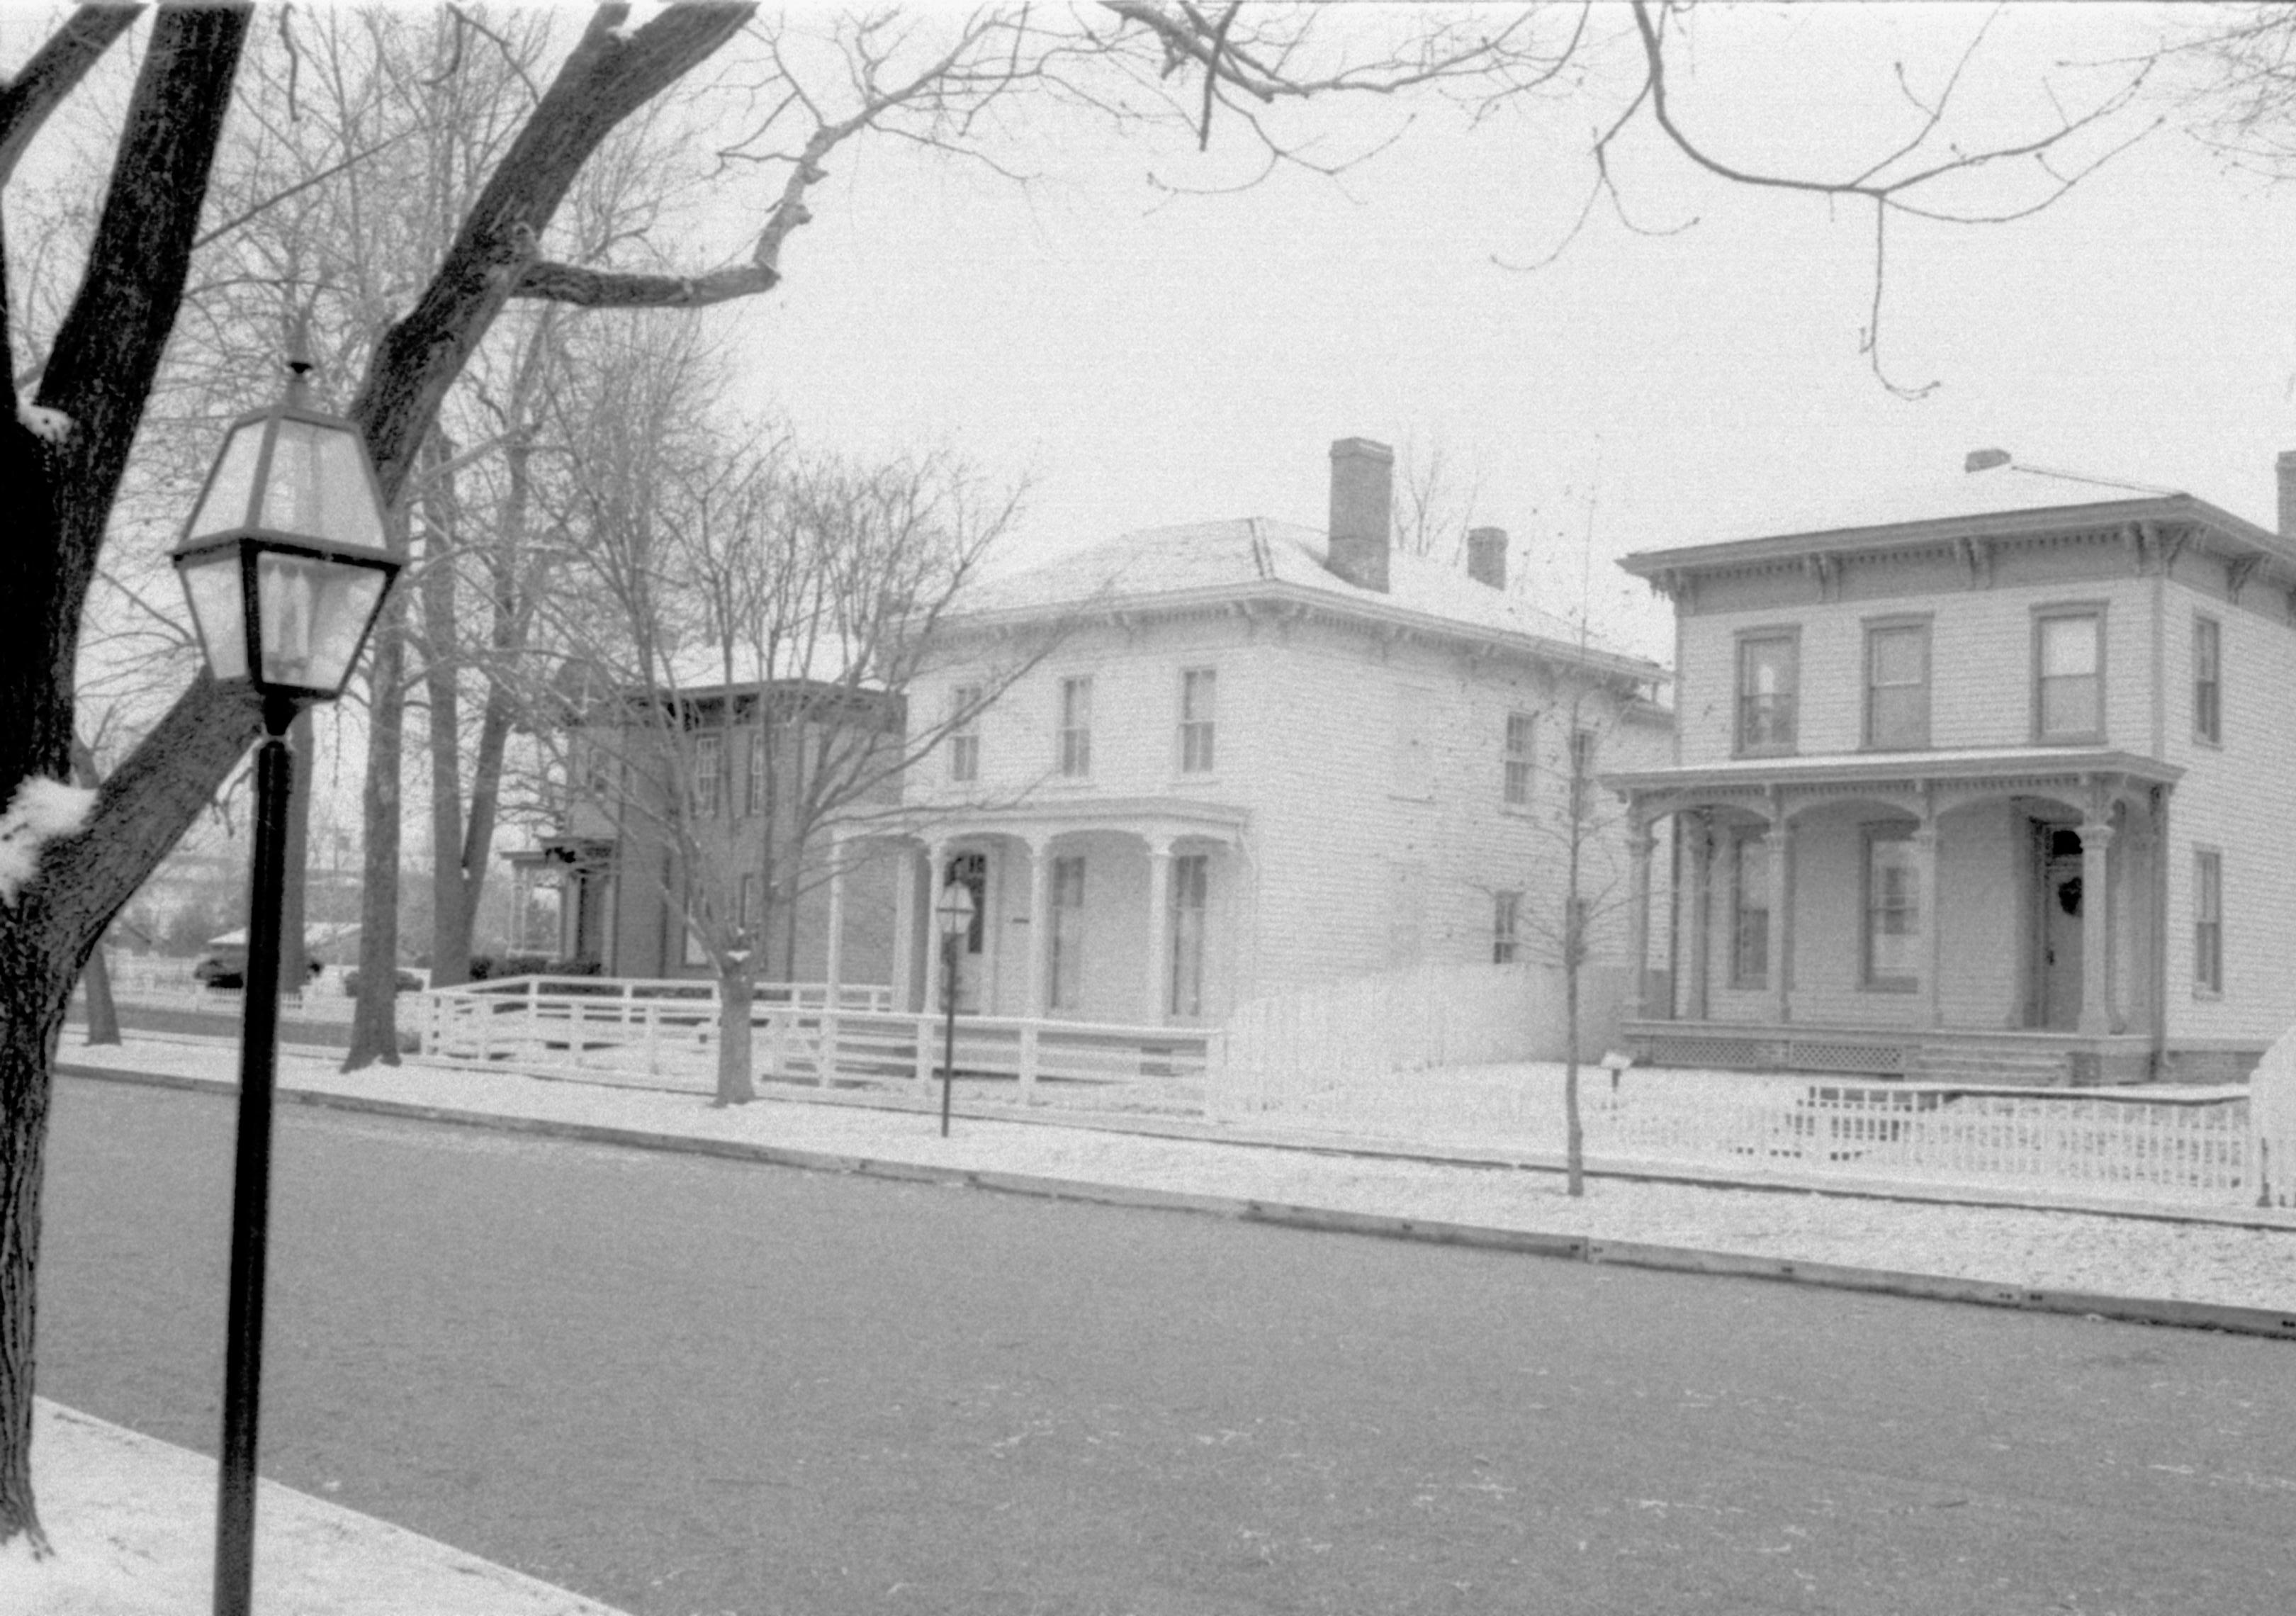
left=1212, top=960, right=1626, bottom=1120
left=413, top=975, right=1210, bottom=1102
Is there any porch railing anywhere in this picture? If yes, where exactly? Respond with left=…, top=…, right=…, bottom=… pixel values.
left=412, top=975, right=1208, bottom=1101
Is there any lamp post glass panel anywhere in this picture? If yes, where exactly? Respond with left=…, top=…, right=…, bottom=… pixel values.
left=935, top=880, right=976, bottom=1137
left=169, top=363, right=398, bottom=1616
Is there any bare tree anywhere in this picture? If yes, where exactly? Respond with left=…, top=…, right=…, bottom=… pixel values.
left=532, top=336, right=1045, bottom=1104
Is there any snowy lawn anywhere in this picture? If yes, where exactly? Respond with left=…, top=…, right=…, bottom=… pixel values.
left=54, top=1034, right=2296, bottom=1313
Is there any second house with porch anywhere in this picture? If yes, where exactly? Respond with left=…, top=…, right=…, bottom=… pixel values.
left=1606, top=456, right=2296, bottom=1084
left=877, top=437, right=1672, bottom=1032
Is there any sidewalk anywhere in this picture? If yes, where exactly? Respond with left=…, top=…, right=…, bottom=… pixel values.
left=3, top=1401, right=623, bottom=1615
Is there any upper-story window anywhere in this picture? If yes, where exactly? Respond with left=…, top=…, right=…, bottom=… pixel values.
left=692, top=731, right=724, bottom=817
left=949, top=683, right=983, bottom=783
left=1735, top=631, right=1798, bottom=754
left=1057, top=675, right=1093, bottom=778
left=1864, top=620, right=1930, bottom=751
left=2194, top=616, right=2222, bottom=746
left=1179, top=668, right=1216, bottom=773
left=1502, top=712, right=1534, bottom=807
left=2034, top=609, right=2103, bottom=743
left=745, top=727, right=767, bottom=817
left=1492, top=890, right=1521, bottom=965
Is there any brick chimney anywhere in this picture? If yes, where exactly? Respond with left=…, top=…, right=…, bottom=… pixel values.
left=1465, top=526, right=1507, bottom=590
left=2278, top=449, right=2296, bottom=539
left=1327, top=437, right=1393, bottom=593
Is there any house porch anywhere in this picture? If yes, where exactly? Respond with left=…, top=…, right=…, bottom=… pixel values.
left=1606, top=748, right=2183, bottom=1086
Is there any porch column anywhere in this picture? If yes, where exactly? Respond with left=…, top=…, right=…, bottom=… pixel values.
left=1144, top=836, right=1174, bottom=1024
left=1688, top=812, right=1713, bottom=1020
left=1624, top=815, right=1657, bottom=1020
left=2121, top=812, right=2154, bottom=1040
left=1025, top=838, right=1053, bottom=1018
left=823, top=831, right=847, bottom=1001
left=2078, top=819, right=2115, bottom=1037
left=920, top=838, right=951, bottom=1016
left=1914, top=818, right=1942, bottom=1028
left=1767, top=795, right=1792, bottom=1026
left=889, top=843, right=917, bottom=1011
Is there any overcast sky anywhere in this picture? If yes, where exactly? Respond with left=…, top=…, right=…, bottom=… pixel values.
left=699, top=2, right=2296, bottom=663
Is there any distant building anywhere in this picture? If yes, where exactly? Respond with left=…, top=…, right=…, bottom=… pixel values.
left=884, top=437, right=1673, bottom=1029
left=1609, top=456, right=2296, bottom=1084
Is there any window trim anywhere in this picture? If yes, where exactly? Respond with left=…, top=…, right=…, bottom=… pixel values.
left=692, top=731, right=724, bottom=818
left=2030, top=603, right=2108, bottom=746
left=1049, top=853, right=1087, bottom=1009
left=2193, top=614, right=2222, bottom=748
left=1733, top=627, right=1800, bottom=758
left=1178, top=666, right=1217, bottom=775
left=1492, top=889, right=1521, bottom=965
left=1727, top=826, right=1769, bottom=989
left=1057, top=674, right=1093, bottom=780
left=1502, top=711, right=1535, bottom=809
left=1861, top=614, right=1932, bottom=752
left=2193, top=844, right=2224, bottom=999
left=1860, top=824, right=1920, bottom=993
left=948, top=682, right=984, bottom=784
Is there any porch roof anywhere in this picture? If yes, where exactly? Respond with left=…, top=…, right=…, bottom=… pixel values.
left=1604, top=746, right=2183, bottom=799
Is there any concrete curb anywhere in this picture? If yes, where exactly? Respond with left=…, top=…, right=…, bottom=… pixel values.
left=62, top=1060, right=2296, bottom=1344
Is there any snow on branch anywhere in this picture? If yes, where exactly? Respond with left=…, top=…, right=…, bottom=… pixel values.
left=16, top=395, right=73, bottom=443
left=0, top=777, right=97, bottom=906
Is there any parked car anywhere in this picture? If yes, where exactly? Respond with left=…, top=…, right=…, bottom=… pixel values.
left=342, top=965, right=424, bottom=996
left=193, top=947, right=324, bottom=991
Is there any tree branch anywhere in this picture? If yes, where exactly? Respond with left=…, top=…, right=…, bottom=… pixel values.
left=0, top=4, right=142, bottom=188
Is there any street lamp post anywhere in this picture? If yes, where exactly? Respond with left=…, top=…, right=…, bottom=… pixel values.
left=170, top=359, right=399, bottom=1616
left=934, top=879, right=976, bottom=1138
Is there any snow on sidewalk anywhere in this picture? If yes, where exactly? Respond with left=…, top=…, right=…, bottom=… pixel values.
left=2, top=1401, right=622, bottom=1616
left=55, top=1034, right=2296, bottom=1313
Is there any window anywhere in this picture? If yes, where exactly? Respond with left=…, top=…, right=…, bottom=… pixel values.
left=2194, top=617, right=2222, bottom=745
left=1570, top=726, right=1598, bottom=775
left=1179, top=668, right=1217, bottom=773
left=1729, top=829, right=1769, bottom=989
left=1502, top=714, right=1534, bottom=807
left=1170, top=853, right=1209, bottom=1016
left=579, top=737, right=617, bottom=801
left=1492, top=890, right=1521, bottom=964
left=1057, top=675, right=1093, bottom=778
left=1735, top=632, right=1798, bottom=753
left=738, top=872, right=760, bottom=938
left=949, top=683, right=983, bottom=783
left=2195, top=848, right=2223, bottom=996
left=1049, top=855, right=1086, bottom=1009
left=2035, top=610, right=2103, bottom=742
left=692, top=731, right=724, bottom=817
left=745, top=728, right=767, bottom=818
left=1862, top=829, right=1920, bottom=990
left=1864, top=621, right=1930, bottom=750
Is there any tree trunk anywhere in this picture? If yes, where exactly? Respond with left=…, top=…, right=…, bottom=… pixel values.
left=344, top=600, right=407, bottom=1071
left=79, top=948, right=118, bottom=1046
left=0, top=980, right=64, bottom=1554
left=1564, top=974, right=1584, bottom=1199
left=716, top=964, right=755, bottom=1106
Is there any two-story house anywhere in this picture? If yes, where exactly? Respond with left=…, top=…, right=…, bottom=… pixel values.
left=512, top=676, right=901, bottom=984
left=1607, top=456, right=2296, bottom=1084
left=870, top=437, right=1673, bottom=1033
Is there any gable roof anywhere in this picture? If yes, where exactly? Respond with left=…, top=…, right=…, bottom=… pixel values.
left=950, top=518, right=1662, bottom=681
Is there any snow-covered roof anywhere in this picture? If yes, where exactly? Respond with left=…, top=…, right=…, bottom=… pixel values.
left=1626, top=464, right=2284, bottom=575
left=951, top=518, right=1657, bottom=673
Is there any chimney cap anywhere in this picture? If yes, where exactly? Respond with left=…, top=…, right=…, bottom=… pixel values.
left=1329, top=435, right=1394, bottom=463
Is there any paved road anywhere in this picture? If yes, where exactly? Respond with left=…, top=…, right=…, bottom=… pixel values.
left=38, top=1077, right=2296, bottom=1616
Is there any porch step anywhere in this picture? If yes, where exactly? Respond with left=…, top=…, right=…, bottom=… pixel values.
left=1907, top=1045, right=2073, bottom=1087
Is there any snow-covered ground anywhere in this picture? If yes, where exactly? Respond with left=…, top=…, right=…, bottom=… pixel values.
left=1, top=1401, right=619, bottom=1615
left=55, top=1033, right=2296, bottom=1313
